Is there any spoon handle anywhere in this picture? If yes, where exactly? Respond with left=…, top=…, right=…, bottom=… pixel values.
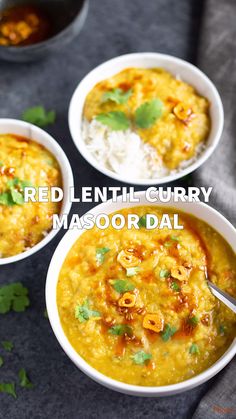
left=208, top=281, right=236, bottom=314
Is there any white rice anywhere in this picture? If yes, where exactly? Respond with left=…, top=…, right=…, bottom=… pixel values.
left=81, top=119, right=205, bottom=180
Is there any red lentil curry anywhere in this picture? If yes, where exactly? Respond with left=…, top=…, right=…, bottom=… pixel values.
left=57, top=206, right=236, bottom=386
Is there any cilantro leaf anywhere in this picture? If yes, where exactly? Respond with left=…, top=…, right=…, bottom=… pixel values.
left=110, top=279, right=135, bottom=293
left=170, top=281, right=180, bottom=292
left=188, top=316, right=199, bottom=327
left=0, top=282, right=30, bottom=314
left=0, top=383, right=16, bottom=398
left=18, top=368, right=34, bottom=389
left=126, top=267, right=140, bottom=277
left=189, top=343, right=200, bottom=355
left=109, top=324, right=133, bottom=336
left=131, top=350, right=152, bottom=365
left=0, top=191, right=14, bottom=206
left=102, top=88, right=133, bottom=104
left=0, top=178, right=33, bottom=207
left=161, top=324, right=177, bottom=342
left=75, top=299, right=101, bottom=323
left=0, top=357, right=3, bottom=367
left=138, top=215, right=155, bottom=228
left=2, top=341, right=13, bottom=352
left=159, top=269, right=170, bottom=279
left=135, top=99, right=163, bottom=128
left=96, top=247, right=110, bottom=265
left=22, top=106, right=56, bottom=127
left=96, top=111, right=130, bottom=131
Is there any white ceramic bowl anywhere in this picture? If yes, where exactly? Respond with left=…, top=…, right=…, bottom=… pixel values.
left=46, top=191, right=236, bottom=396
left=0, top=119, right=73, bottom=265
left=69, top=53, right=224, bottom=185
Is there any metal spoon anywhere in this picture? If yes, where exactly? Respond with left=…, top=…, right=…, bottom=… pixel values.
left=208, top=281, right=236, bottom=314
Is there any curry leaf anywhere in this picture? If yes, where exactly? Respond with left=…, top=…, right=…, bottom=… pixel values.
left=102, top=88, right=133, bottom=104
left=96, top=111, right=130, bottom=131
left=135, top=99, right=163, bottom=128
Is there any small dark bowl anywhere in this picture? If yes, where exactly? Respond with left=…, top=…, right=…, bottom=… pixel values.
left=0, top=0, right=89, bottom=62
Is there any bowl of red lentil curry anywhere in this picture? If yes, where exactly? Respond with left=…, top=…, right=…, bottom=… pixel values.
left=46, top=192, right=236, bottom=396
left=0, top=118, right=73, bottom=264
left=0, top=0, right=89, bottom=61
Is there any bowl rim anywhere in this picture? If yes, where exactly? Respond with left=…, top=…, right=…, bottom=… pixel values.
left=68, top=52, right=224, bottom=186
left=0, top=0, right=89, bottom=52
left=46, top=191, right=236, bottom=396
left=0, top=118, right=74, bottom=265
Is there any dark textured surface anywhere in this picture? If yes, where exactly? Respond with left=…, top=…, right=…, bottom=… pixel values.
left=0, top=0, right=216, bottom=418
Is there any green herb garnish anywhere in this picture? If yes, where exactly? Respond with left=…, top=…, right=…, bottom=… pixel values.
left=75, top=299, right=101, bottom=323
left=2, top=341, right=13, bottom=352
left=110, top=279, right=135, bottom=293
left=0, top=282, right=30, bottom=314
left=0, top=357, right=3, bottom=367
left=126, top=267, right=140, bottom=277
left=102, top=88, right=132, bottom=104
left=0, top=383, right=16, bottom=398
left=96, top=111, right=130, bottom=131
left=138, top=215, right=155, bottom=228
left=161, top=324, right=177, bottom=342
left=131, top=350, right=152, bottom=365
left=170, top=235, right=180, bottom=242
left=219, top=324, right=226, bottom=336
left=22, top=106, right=56, bottom=127
left=189, top=343, right=200, bottom=355
left=159, top=269, right=170, bottom=279
left=188, top=316, right=199, bottom=327
left=18, top=368, right=33, bottom=389
left=109, top=324, right=133, bottom=336
left=96, top=247, right=110, bottom=265
left=0, top=178, right=33, bottom=207
left=135, top=99, right=163, bottom=129
left=170, top=281, right=180, bottom=292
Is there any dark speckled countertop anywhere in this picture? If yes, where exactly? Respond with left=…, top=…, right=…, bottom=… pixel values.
left=0, top=1, right=218, bottom=418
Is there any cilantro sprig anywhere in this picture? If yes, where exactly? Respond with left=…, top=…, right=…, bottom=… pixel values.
left=75, top=299, right=101, bottom=323
left=0, top=178, right=33, bottom=207
left=0, top=383, right=16, bottom=399
left=159, top=269, right=170, bottom=279
left=102, top=88, right=132, bottom=104
left=161, top=324, right=177, bottom=342
left=18, top=368, right=33, bottom=389
left=2, top=341, right=14, bottom=352
left=109, top=324, right=133, bottom=336
left=131, top=350, right=152, bottom=365
left=22, top=106, right=56, bottom=127
left=135, top=99, right=163, bottom=128
left=96, top=111, right=130, bottom=131
left=110, top=279, right=135, bottom=293
left=189, top=343, right=200, bottom=355
left=0, top=283, right=30, bottom=314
